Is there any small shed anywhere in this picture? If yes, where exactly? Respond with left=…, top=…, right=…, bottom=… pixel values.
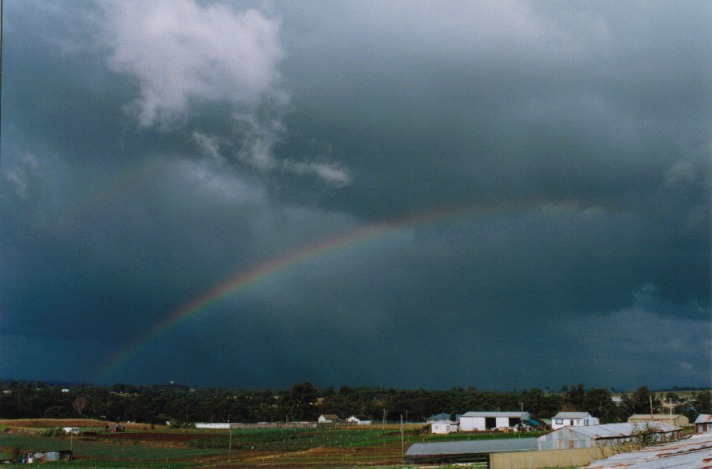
left=537, top=422, right=681, bottom=450
left=431, top=420, right=458, bottom=434
left=694, top=414, right=712, bottom=433
left=551, top=412, right=599, bottom=429
left=459, top=411, right=530, bottom=431
left=628, top=413, right=689, bottom=427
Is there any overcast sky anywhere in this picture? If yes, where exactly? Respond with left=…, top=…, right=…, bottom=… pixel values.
left=1, top=0, right=710, bottom=392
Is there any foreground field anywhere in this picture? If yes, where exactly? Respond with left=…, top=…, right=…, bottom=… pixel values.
left=0, top=419, right=545, bottom=467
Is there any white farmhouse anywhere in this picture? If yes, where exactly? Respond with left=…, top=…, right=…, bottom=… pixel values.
left=551, top=412, right=599, bottom=430
left=459, top=411, right=530, bottom=431
left=431, top=420, right=458, bottom=434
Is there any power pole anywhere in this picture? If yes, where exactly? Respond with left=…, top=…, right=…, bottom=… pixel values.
left=400, top=414, right=404, bottom=455
left=228, top=416, right=232, bottom=462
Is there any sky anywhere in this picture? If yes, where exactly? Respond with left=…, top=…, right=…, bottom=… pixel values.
left=1, top=0, right=710, bottom=392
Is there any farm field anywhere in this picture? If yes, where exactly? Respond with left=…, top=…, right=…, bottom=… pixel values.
left=0, top=419, right=544, bottom=467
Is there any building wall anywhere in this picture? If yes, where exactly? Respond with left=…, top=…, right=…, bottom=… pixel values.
left=490, top=446, right=618, bottom=469
left=459, top=416, right=481, bottom=431
left=551, top=415, right=599, bottom=430
left=431, top=422, right=456, bottom=434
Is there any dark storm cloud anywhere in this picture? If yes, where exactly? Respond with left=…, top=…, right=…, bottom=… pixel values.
left=0, top=0, right=709, bottom=391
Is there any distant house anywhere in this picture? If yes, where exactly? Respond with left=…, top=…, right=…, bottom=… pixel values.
left=459, top=411, right=530, bottom=431
left=346, top=415, right=372, bottom=425
left=62, top=427, right=80, bottom=435
left=551, top=412, right=600, bottom=430
left=537, top=422, right=681, bottom=450
left=628, top=414, right=689, bottom=427
left=431, top=420, right=458, bottom=434
left=694, top=414, right=712, bottom=433
left=317, top=414, right=341, bottom=424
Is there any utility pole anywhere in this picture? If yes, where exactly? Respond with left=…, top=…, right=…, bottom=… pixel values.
left=228, top=416, right=232, bottom=462
left=400, top=414, right=404, bottom=455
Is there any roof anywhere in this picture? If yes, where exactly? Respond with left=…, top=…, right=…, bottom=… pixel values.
left=584, top=433, right=712, bottom=468
left=405, top=438, right=538, bottom=457
left=628, top=414, right=684, bottom=420
left=461, top=411, right=529, bottom=418
left=541, top=422, right=680, bottom=441
left=426, top=412, right=451, bottom=422
left=694, top=413, right=712, bottom=424
left=347, top=415, right=370, bottom=420
left=319, top=414, right=340, bottom=420
left=553, top=412, right=592, bottom=419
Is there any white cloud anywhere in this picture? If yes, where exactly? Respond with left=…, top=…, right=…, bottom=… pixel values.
left=2, top=152, right=40, bottom=200
left=663, top=160, right=696, bottom=188
left=103, top=0, right=285, bottom=128
left=102, top=0, right=349, bottom=186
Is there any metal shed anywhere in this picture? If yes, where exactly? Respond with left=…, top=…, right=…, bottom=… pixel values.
left=404, top=438, right=538, bottom=465
left=537, top=422, right=680, bottom=450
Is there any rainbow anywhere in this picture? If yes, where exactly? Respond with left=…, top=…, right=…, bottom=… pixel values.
left=96, top=201, right=529, bottom=381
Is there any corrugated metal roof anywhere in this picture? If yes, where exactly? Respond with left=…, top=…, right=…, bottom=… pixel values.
left=542, top=423, right=679, bottom=441
left=629, top=414, right=682, bottom=420
left=554, top=412, right=592, bottom=419
left=405, top=438, right=538, bottom=457
left=583, top=433, right=712, bottom=468
left=461, top=411, right=530, bottom=418
left=694, top=413, right=712, bottom=424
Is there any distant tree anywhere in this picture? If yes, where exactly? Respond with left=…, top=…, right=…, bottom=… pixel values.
left=284, top=382, right=319, bottom=421
left=694, top=391, right=712, bottom=415
left=620, top=386, right=659, bottom=419
left=582, top=388, right=618, bottom=423
left=44, top=405, right=70, bottom=419
left=72, top=396, right=89, bottom=416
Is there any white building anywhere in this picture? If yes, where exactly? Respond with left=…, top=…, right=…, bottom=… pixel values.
left=346, top=415, right=372, bottom=425
left=431, top=420, right=458, bottom=434
left=459, top=411, right=530, bottom=431
left=551, top=412, right=599, bottom=430
left=195, top=423, right=231, bottom=429
left=317, top=414, right=340, bottom=424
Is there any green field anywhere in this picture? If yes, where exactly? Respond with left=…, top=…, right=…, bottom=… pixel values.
left=0, top=423, right=546, bottom=468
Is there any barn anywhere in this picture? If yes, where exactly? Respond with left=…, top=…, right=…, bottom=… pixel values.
left=459, top=411, right=530, bottom=431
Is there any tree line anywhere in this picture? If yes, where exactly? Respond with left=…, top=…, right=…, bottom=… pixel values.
left=0, top=381, right=709, bottom=426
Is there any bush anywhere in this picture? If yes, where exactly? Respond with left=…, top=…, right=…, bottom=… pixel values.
left=39, top=427, right=66, bottom=437
left=9, top=445, right=23, bottom=461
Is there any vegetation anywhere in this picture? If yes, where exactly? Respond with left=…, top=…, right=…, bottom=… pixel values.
left=0, top=380, right=709, bottom=427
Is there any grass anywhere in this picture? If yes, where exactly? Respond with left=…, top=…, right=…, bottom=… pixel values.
left=0, top=421, right=549, bottom=467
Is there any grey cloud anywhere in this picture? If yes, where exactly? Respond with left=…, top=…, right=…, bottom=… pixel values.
left=0, top=0, right=708, bottom=391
